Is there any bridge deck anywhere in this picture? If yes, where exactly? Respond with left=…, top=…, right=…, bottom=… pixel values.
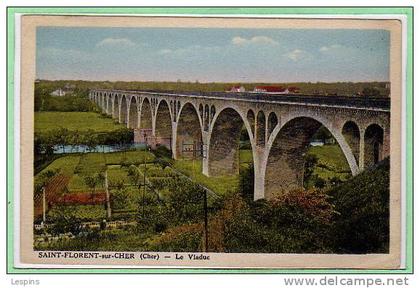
left=94, top=89, right=391, bottom=111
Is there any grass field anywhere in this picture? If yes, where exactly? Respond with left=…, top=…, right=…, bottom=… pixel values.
left=35, top=112, right=125, bottom=132
left=173, top=159, right=239, bottom=195
left=308, top=144, right=351, bottom=172
left=307, top=144, right=351, bottom=184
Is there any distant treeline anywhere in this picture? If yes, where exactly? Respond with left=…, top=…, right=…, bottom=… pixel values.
left=35, top=79, right=390, bottom=98
left=35, top=81, right=96, bottom=112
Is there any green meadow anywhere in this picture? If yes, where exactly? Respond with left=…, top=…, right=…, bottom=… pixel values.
left=35, top=111, right=125, bottom=133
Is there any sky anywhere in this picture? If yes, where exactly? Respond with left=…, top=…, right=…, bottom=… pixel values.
left=36, top=27, right=390, bottom=83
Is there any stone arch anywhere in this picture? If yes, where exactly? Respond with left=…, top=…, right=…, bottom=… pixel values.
left=113, top=96, right=119, bottom=119
left=247, top=109, right=255, bottom=137
left=342, top=121, right=360, bottom=165
left=208, top=107, right=254, bottom=176
left=204, top=105, right=209, bottom=131
left=119, top=95, right=128, bottom=124
left=107, top=95, right=113, bottom=114
left=210, top=105, right=216, bottom=122
left=256, top=111, right=266, bottom=147
left=264, top=115, right=357, bottom=199
left=176, top=103, right=202, bottom=159
left=170, top=100, right=176, bottom=121
left=267, top=112, right=278, bottom=136
left=140, top=98, right=153, bottom=130
left=199, top=103, right=204, bottom=121
left=128, top=96, right=139, bottom=128
left=102, top=94, right=106, bottom=109
left=155, top=100, right=173, bottom=150
left=364, top=123, right=384, bottom=167
left=177, top=101, right=181, bottom=115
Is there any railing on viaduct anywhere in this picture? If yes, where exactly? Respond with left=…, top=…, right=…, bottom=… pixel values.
left=90, top=89, right=390, bottom=200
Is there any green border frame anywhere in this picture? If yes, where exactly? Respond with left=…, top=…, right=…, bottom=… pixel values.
left=6, top=6, right=413, bottom=274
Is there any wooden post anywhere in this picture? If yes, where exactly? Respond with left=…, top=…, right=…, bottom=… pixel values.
left=42, top=187, right=46, bottom=223
left=104, top=171, right=112, bottom=219
left=203, top=189, right=208, bottom=252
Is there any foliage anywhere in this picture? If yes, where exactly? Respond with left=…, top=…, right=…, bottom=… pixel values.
left=328, top=157, right=390, bottom=253
left=239, top=164, right=254, bottom=202
left=127, top=165, right=142, bottom=187
left=34, top=127, right=134, bottom=149
left=34, top=81, right=95, bottom=112
left=312, top=126, right=334, bottom=143
left=148, top=223, right=203, bottom=252
left=222, top=189, right=336, bottom=253
left=46, top=206, right=83, bottom=236
left=35, top=228, right=152, bottom=252
left=111, top=188, right=131, bottom=211
left=304, top=154, right=318, bottom=187
left=306, top=144, right=352, bottom=188
left=153, top=145, right=173, bottom=160
left=165, top=177, right=205, bottom=224
left=362, top=87, right=381, bottom=97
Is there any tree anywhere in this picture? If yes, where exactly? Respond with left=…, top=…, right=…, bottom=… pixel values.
left=84, top=175, right=98, bottom=196
left=128, top=165, right=142, bottom=187
left=166, top=177, right=204, bottom=224
left=85, top=130, right=98, bottom=152
left=329, top=157, right=390, bottom=253
left=362, top=87, right=381, bottom=97
left=96, top=173, right=105, bottom=188
left=239, top=164, right=254, bottom=202
left=303, top=153, right=318, bottom=187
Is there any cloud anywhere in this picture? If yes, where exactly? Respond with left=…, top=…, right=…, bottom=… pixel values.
left=284, top=49, right=309, bottom=61
left=158, top=49, right=172, bottom=55
left=96, top=38, right=136, bottom=48
left=319, top=44, right=343, bottom=52
left=158, top=45, right=222, bottom=57
left=37, top=47, right=91, bottom=61
left=231, top=36, right=279, bottom=46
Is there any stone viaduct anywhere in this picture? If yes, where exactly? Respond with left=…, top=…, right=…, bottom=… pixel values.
left=89, top=89, right=390, bottom=200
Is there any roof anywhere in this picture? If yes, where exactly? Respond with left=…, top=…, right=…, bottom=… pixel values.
left=254, top=86, right=286, bottom=92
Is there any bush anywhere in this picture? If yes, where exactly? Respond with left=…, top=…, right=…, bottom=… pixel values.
left=111, top=188, right=131, bottom=210
left=239, top=164, right=254, bottom=202
left=153, top=146, right=172, bottom=159
left=166, top=177, right=205, bottom=224
left=222, top=189, right=336, bottom=253
left=47, top=207, right=83, bottom=236
left=328, top=157, right=390, bottom=253
left=148, top=223, right=203, bottom=252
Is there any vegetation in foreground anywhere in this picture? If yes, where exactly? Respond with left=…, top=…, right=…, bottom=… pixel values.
left=35, top=144, right=389, bottom=254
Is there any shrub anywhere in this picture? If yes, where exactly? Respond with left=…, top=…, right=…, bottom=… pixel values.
left=222, top=189, right=336, bottom=253
left=148, top=223, right=203, bottom=252
left=328, top=157, right=390, bottom=253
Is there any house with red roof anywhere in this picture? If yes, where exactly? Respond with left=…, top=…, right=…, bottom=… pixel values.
left=253, top=86, right=287, bottom=93
left=253, top=85, right=300, bottom=94
left=229, top=85, right=246, bottom=92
